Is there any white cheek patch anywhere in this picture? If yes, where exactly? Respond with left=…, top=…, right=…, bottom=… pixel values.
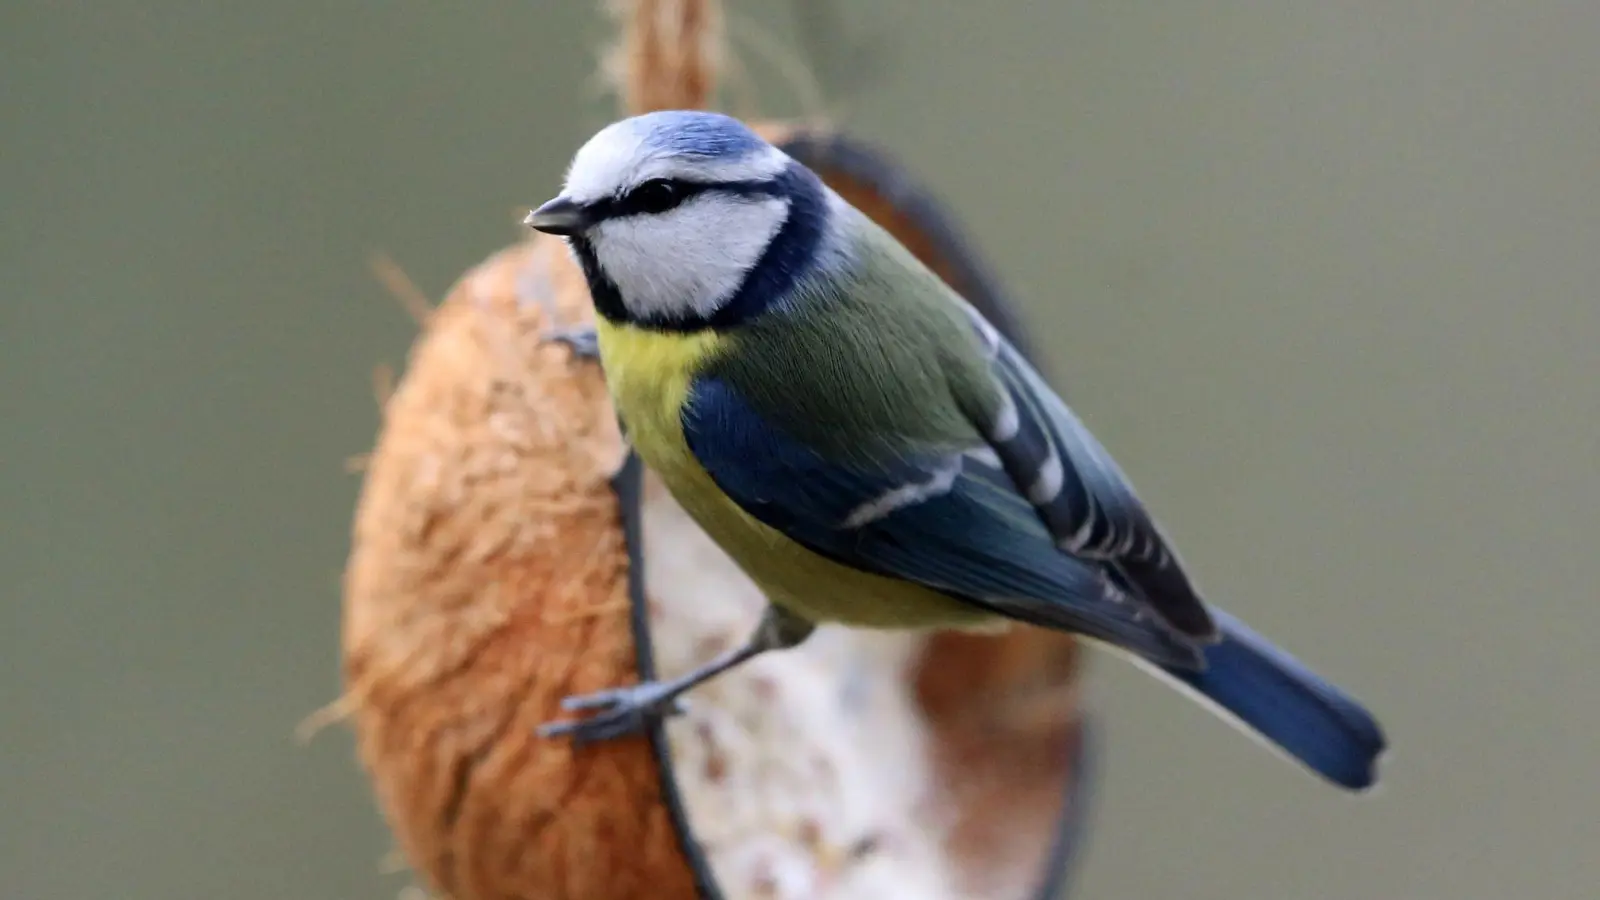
left=590, top=195, right=789, bottom=320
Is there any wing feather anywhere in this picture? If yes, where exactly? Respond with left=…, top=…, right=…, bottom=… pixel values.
left=956, top=302, right=1219, bottom=639
left=683, top=376, right=1205, bottom=669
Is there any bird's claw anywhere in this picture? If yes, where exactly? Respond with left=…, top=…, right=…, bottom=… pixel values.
left=557, top=685, right=687, bottom=714
left=537, top=682, right=689, bottom=744
left=543, top=325, right=601, bottom=360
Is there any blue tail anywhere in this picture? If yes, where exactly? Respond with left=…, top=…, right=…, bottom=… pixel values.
left=1160, top=609, right=1387, bottom=791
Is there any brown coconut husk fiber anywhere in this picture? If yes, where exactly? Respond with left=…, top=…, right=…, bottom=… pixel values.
left=338, top=2, right=1090, bottom=898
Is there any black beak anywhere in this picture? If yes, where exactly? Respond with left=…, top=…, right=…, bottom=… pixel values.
left=523, top=197, right=591, bottom=236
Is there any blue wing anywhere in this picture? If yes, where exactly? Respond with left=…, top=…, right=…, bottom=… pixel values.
left=959, top=306, right=1218, bottom=639
left=684, top=375, right=1387, bottom=790
left=683, top=376, right=1205, bottom=670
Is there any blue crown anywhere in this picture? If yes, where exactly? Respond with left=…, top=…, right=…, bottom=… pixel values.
left=632, top=110, right=768, bottom=160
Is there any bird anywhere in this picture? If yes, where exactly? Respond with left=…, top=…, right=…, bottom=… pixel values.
left=523, top=110, right=1386, bottom=791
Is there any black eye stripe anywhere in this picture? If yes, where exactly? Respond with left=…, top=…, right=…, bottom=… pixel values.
left=582, top=177, right=787, bottom=223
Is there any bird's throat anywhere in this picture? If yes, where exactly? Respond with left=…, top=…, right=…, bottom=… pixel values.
left=594, top=318, right=728, bottom=475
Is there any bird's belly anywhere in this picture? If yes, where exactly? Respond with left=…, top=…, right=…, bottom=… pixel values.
left=640, top=442, right=994, bottom=630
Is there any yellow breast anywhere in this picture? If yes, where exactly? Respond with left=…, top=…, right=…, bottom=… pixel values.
left=593, top=319, right=993, bottom=630
left=593, top=319, right=722, bottom=482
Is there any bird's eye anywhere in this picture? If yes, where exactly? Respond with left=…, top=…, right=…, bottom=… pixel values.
left=629, top=179, right=682, bottom=215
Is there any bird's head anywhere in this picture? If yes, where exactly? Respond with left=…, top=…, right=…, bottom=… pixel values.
left=526, top=111, right=831, bottom=331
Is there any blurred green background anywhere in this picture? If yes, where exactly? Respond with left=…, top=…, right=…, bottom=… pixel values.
left=4, top=2, right=1596, bottom=898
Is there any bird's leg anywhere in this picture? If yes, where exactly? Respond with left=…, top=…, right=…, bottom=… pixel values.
left=544, top=325, right=601, bottom=360
left=539, top=603, right=817, bottom=744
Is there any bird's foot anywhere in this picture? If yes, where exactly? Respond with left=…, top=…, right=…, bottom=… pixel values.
left=537, top=681, right=689, bottom=744
left=543, top=325, right=601, bottom=360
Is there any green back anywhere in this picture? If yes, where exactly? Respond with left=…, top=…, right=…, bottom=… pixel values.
left=706, top=209, right=1002, bottom=465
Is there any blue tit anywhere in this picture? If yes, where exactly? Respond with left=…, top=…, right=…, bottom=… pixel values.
left=524, top=111, right=1386, bottom=791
